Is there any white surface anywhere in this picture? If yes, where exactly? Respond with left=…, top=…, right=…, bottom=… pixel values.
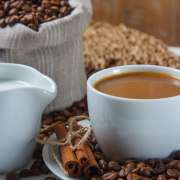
left=0, top=63, right=57, bottom=173
left=87, top=62, right=180, bottom=162
left=0, top=46, right=179, bottom=179
left=43, top=120, right=91, bottom=180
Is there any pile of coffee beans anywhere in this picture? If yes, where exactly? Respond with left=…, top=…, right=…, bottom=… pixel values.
left=0, top=0, right=74, bottom=31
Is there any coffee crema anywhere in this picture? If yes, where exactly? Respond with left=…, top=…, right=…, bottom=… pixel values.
left=94, top=72, right=180, bottom=99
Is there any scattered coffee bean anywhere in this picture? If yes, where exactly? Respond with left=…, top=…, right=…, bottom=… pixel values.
left=91, top=137, right=97, bottom=146
left=30, top=163, right=42, bottom=170
left=119, top=168, right=131, bottom=178
left=102, top=171, right=118, bottom=180
left=95, top=144, right=101, bottom=152
left=157, top=174, right=166, bottom=180
left=99, top=159, right=108, bottom=172
left=140, top=167, right=152, bottom=178
left=91, top=175, right=102, bottom=180
left=146, top=158, right=155, bottom=168
left=19, top=169, right=31, bottom=177
left=162, top=158, right=174, bottom=164
left=44, top=177, right=57, bottom=180
left=168, top=160, right=180, bottom=170
left=174, top=150, right=180, bottom=160
left=108, top=161, right=121, bottom=171
left=31, top=168, right=42, bottom=176
left=131, top=167, right=140, bottom=174
left=126, top=162, right=136, bottom=171
left=6, top=172, right=21, bottom=180
left=127, top=173, right=139, bottom=180
left=41, top=164, right=51, bottom=174
left=93, top=151, right=106, bottom=162
left=137, top=162, right=145, bottom=168
left=167, top=168, right=180, bottom=178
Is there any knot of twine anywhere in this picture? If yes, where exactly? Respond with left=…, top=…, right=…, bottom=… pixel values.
left=33, top=115, right=92, bottom=176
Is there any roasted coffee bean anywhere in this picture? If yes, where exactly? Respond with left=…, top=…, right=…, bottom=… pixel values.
left=22, top=4, right=32, bottom=13
left=42, top=1, right=51, bottom=8
left=127, top=173, right=138, bottom=180
left=146, top=159, right=155, bottom=168
left=50, top=6, right=59, bottom=12
left=95, top=144, right=101, bottom=152
left=60, top=6, right=67, bottom=14
left=46, top=15, right=57, bottom=21
left=58, top=13, right=63, bottom=18
left=0, top=17, right=6, bottom=27
left=99, top=159, right=108, bottom=172
left=50, top=0, right=60, bottom=6
left=44, top=177, right=57, bottom=180
left=10, top=1, right=22, bottom=9
left=162, top=158, right=174, bottom=164
left=30, top=163, right=42, bottom=170
left=5, top=16, right=11, bottom=24
left=37, top=143, right=44, bottom=152
left=0, top=5, right=3, bottom=10
left=19, top=10, right=27, bottom=15
left=64, top=10, right=69, bottom=16
left=34, top=159, right=44, bottom=164
left=38, top=153, right=43, bottom=160
left=31, top=168, right=42, bottom=176
left=167, top=168, right=180, bottom=178
left=153, top=162, right=166, bottom=174
left=91, top=175, right=102, bottom=180
left=42, top=117, right=53, bottom=125
left=140, top=167, right=152, bottom=178
left=9, top=15, right=20, bottom=25
left=102, top=171, right=118, bottom=180
left=28, top=23, right=37, bottom=30
left=33, top=151, right=40, bottom=158
left=121, top=165, right=126, bottom=169
left=119, top=168, right=131, bottom=178
left=74, top=101, right=86, bottom=109
left=39, top=133, right=46, bottom=139
left=131, top=167, right=140, bottom=175
left=41, top=164, right=51, bottom=174
left=154, top=159, right=163, bottom=164
left=4, top=1, right=10, bottom=12
left=60, top=110, right=70, bottom=117
left=54, top=115, right=66, bottom=122
left=157, top=174, right=166, bottom=180
left=100, top=169, right=105, bottom=176
left=126, top=162, right=136, bottom=171
left=151, top=175, right=158, bottom=180
left=0, top=10, right=5, bottom=18
left=6, top=172, right=21, bottom=180
left=34, top=16, right=39, bottom=27
left=8, top=8, right=19, bottom=16
left=26, top=1, right=33, bottom=6
left=168, top=160, right=180, bottom=170
left=174, top=150, right=180, bottom=160
left=91, top=137, right=97, bottom=145
left=19, top=169, right=31, bottom=177
left=36, top=11, right=44, bottom=17
left=108, top=161, right=121, bottom=171
left=137, top=162, right=146, bottom=168
left=125, top=158, right=139, bottom=164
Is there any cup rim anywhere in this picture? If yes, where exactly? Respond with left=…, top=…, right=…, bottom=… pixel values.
left=87, top=64, right=180, bottom=102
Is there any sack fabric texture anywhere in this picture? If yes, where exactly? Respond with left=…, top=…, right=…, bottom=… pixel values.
left=0, top=0, right=92, bottom=114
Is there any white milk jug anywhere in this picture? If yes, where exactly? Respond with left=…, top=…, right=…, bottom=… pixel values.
left=0, top=63, right=57, bottom=173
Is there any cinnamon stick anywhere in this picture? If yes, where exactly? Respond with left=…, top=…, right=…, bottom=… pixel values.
left=68, top=118, right=89, bottom=166
left=54, top=124, right=82, bottom=177
left=83, top=144, right=101, bottom=180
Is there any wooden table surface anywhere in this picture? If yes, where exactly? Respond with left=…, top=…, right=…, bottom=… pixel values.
left=91, top=0, right=180, bottom=47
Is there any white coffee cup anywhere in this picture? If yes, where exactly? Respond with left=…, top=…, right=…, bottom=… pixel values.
left=87, top=65, right=180, bottom=162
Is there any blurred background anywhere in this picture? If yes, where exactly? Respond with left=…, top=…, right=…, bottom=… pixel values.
left=91, top=0, right=180, bottom=46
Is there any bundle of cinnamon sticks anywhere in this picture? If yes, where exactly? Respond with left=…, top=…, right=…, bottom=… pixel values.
left=54, top=118, right=100, bottom=179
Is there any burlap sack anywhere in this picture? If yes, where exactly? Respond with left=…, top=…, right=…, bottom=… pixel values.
left=0, top=0, right=92, bottom=114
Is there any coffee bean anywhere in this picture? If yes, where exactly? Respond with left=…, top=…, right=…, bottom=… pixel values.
left=50, top=6, right=59, bottom=12
left=0, top=10, right=5, bottom=18
left=91, top=175, right=102, bottom=180
left=58, top=13, right=63, bottom=18
left=167, top=168, right=180, bottom=178
left=19, top=169, right=31, bottom=177
left=146, top=159, right=155, bottom=168
left=168, top=160, right=180, bottom=170
left=0, top=17, right=6, bottom=27
left=162, top=158, right=174, bottom=164
left=95, top=144, right=101, bottom=152
left=34, top=159, right=44, bottom=164
left=108, top=161, right=121, bottom=171
left=174, top=150, right=180, bottom=160
left=9, top=15, right=20, bottom=25
left=41, top=164, right=51, bottom=174
left=31, top=168, right=42, bottom=176
left=22, top=4, right=31, bottom=13
left=102, top=171, right=118, bottom=180
left=100, top=169, right=105, bottom=176
left=153, top=162, right=166, bottom=174
left=34, top=16, right=39, bottom=27
left=140, top=167, right=152, bottom=178
left=4, top=1, right=10, bottom=12
left=99, top=159, right=108, bottom=172
left=6, top=172, right=21, bottom=180
left=5, top=16, right=11, bottom=24
left=42, top=1, right=51, bottom=9
left=137, top=162, right=145, bottom=168
left=36, top=15, right=45, bottom=23
left=8, top=8, right=19, bottom=16
left=50, top=0, right=60, bottom=6
left=47, top=15, right=57, bottom=21
left=126, top=162, right=136, bottom=171
left=54, top=116, right=66, bottom=122
left=30, top=163, right=42, bottom=170
left=44, top=178, right=57, bottom=180
left=10, top=1, right=22, bottom=9
left=60, top=6, right=67, bottom=14
left=33, top=151, right=40, bottom=158
left=93, top=151, right=106, bottom=162
left=119, top=168, right=131, bottom=178
left=125, top=158, right=139, bottom=164
left=127, top=173, right=139, bottom=180
left=20, top=17, right=28, bottom=25
left=28, top=23, right=37, bottom=31
left=74, top=101, right=86, bottom=109
left=157, top=174, right=166, bottom=180
left=131, top=168, right=140, bottom=175
left=60, top=110, right=70, bottom=117
left=121, top=165, right=126, bottom=169
left=91, top=137, right=97, bottom=145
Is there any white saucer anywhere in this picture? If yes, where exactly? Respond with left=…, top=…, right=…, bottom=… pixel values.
left=42, top=119, right=91, bottom=180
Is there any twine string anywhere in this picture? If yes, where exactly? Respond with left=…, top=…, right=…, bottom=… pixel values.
left=33, top=115, right=92, bottom=176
